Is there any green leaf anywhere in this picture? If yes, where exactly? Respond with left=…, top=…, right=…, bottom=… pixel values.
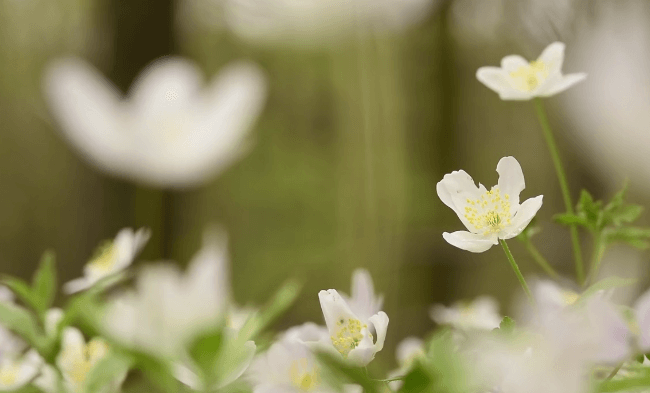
left=553, top=213, right=588, bottom=228
left=604, top=226, right=650, bottom=249
left=0, top=301, right=43, bottom=348
left=609, top=204, right=644, bottom=226
left=575, top=276, right=636, bottom=306
left=401, top=361, right=432, bottom=393
left=32, top=251, right=56, bottom=314
left=131, top=351, right=180, bottom=393
left=315, top=351, right=378, bottom=393
left=188, top=328, right=223, bottom=382
left=1, top=277, right=39, bottom=312
left=604, top=180, right=629, bottom=213
left=497, top=316, right=515, bottom=335
left=82, top=351, right=133, bottom=393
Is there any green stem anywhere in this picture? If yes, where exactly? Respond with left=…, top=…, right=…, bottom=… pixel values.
left=523, top=238, right=560, bottom=279
left=499, top=239, right=533, bottom=303
left=605, top=362, right=624, bottom=381
left=587, top=233, right=607, bottom=286
left=533, top=98, right=584, bottom=285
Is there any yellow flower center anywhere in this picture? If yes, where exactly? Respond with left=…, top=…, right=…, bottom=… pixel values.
left=509, top=60, right=549, bottom=92
left=64, top=339, right=109, bottom=386
left=289, top=358, right=320, bottom=391
left=330, top=318, right=369, bottom=357
left=87, top=241, right=117, bottom=273
left=464, top=188, right=512, bottom=235
left=0, top=362, right=19, bottom=386
left=561, top=290, right=579, bottom=306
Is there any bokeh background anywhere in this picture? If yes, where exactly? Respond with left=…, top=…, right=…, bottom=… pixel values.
left=1, top=0, right=649, bottom=384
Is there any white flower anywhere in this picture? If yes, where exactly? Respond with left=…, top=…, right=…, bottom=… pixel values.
left=437, top=156, right=543, bottom=253
left=318, top=289, right=388, bottom=367
left=55, top=327, right=122, bottom=393
left=43, top=56, right=267, bottom=188
left=476, top=42, right=586, bottom=100
left=64, top=227, right=150, bottom=294
left=628, top=287, right=650, bottom=352
left=430, top=296, right=502, bottom=331
left=0, top=350, right=41, bottom=392
left=102, top=229, right=231, bottom=359
left=343, top=269, right=383, bottom=322
left=387, top=337, right=425, bottom=391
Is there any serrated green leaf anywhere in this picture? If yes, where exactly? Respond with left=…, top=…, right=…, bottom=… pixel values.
left=609, top=204, right=644, bottom=226
left=82, top=351, right=133, bottom=393
left=604, top=180, right=629, bottom=213
left=1, top=277, right=39, bottom=312
left=604, top=226, right=650, bottom=249
left=575, top=276, right=636, bottom=306
left=32, top=251, right=56, bottom=314
left=553, top=213, right=588, bottom=228
left=498, top=316, right=515, bottom=334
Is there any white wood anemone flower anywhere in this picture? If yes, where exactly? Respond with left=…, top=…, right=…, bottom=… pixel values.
left=437, top=156, right=543, bottom=253
left=476, top=42, right=586, bottom=100
left=318, top=289, right=389, bottom=367
left=64, top=227, right=150, bottom=294
left=0, top=350, right=42, bottom=392
left=102, top=229, right=231, bottom=359
left=430, top=296, right=502, bottom=331
left=43, top=56, right=267, bottom=188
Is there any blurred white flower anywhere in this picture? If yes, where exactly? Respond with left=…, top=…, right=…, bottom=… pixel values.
left=43, top=56, right=267, bottom=188
left=281, top=322, right=332, bottom=350
left=318, top=288, right=388, bottom=367
left=0, top=350, right=41, bottom=392
left=430, top=296, right=502, bottom=331
left=343, top=269, right=384, bottom=322
left=476, top=42, right=586, bottom=100
left=387, top=337, right=425, bottom=390
left=219, top=0, right=439, bottom=47
left=630, top=287, right=650, bottom=352
left=64, top=227, right=150, bottom=294
left=55, top=327, right=122, bottom=393
left=102, top=228, right=230, bottom=359
left=437, top=156, right=543, bottom=253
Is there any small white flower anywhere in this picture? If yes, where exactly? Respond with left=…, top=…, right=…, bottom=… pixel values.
left=430, top=296, right=502, bottom=331
left=43, top=57, right=267, bottom=188
left=0, top=350, right=41, bottom=392
left=387, top=337, right=425, bottom=391
left=64, top=227, right=150, bottom=294
left=318, top=289, right=388, bottom=367
left=476, top=42, right=586, bottom=100
left=437, top=156, right=543, bottom=253
left=102, top=229, right=230, bottom=359
left=55, top=327, right=121, bottom=393
left=343, top=269, right=384, bottom=322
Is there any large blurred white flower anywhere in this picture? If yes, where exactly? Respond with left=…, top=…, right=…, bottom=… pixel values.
left=102, top=229, right=231, bottom=359
left=437, top=156, right=543, bottom=253
left=476, top=42, right=586, bottom=100
left=43, top=56, right=267, bottom=188
left=430, top=296, right=502, bottom=331
left=64, top=227, right=150, bottom=294
left=220, top=0, right=439, bottom=47
left=318, top=289, right=388, bottom=367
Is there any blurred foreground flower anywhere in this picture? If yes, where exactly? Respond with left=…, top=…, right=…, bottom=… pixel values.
left=387, top=337, right=424, bottom=390
left=476, top=42, right=586, bottom=100
left=437, top=156, right=543, bottom=253
left=64, top=227, right=150, bottom=294
left=43, top=57, right=267, bottom=187
left=430, top=296, right=501, bottom=330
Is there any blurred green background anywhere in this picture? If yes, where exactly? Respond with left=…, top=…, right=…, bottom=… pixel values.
left=1, top=0, right=649, bottom=380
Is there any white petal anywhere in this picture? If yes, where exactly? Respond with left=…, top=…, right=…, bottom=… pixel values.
left=44, top=308, right=64, bottom=336
left=173, top=363, right=201, bottom=390
left=217, top=340, right=256, bottom=388
left=442, top=231, right=497, bottom=253
left=502, top=195, right=543, bottom=239
left=634, top=288, right=650, bottom=351
left=395, top=337, right=424, bottom=366
left=43, top=58, right=131, bottom=176
left=586, top=296, right=632, bottom=364
left=500, top=55, right=529, bottom=73
left=437, top=170, right=485, bottom=232
left=368, top=311, right=389, bottom=353
left=496, top=156, right=525, bottom=208
left=348, top=269, right=382, bottom=320
left=62, top=277, right=91, bottom=295
left=318, top=290, right=357, bottom=335
left=476, top=67, right=513, bottom=95
left=58, top=327, right=86, bottom=368
left=497, top=88, right=535, bottom=101
left=538, top=73, right=587, bottom=97
left=537, top=42, right=565, bottom=75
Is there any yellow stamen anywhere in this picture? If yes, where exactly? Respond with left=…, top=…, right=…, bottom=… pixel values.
left=330, top=318, right=368, bottom=357
left=463, top=188, right=512, bottom=235
left=289, top=358, right=320, bottom=391
left=509, top=60, right=549, bottom=92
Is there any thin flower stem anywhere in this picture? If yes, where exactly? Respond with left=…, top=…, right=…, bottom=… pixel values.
left=499, top=239, right=534, bottom=303
left=587, top=233, right=607, bottom=286
left=523, top=238, right=560, bottom=279
left=533, top=98, right=585, bottom=285
left=605, top=362, right=624, bottom=381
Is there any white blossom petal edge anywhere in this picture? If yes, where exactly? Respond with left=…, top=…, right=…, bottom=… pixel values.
left=437, top=156, right=543, bottom=253
left=476, top=42, right=586, bottom=100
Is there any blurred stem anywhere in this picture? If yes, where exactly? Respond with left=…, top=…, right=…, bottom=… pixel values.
left=605, top=362, right=624, bottom=381
left=499, top=239, right=533, bottom=303
left=533, top=98, right=584, bottom=285
left=522, top=238, right=560, bottom=279
left=587, top=232, right=607, bottom=286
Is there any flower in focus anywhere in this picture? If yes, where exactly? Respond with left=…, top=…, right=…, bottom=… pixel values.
left=64, top=227, right=150, bottom=294
left=43, top=56, right=267, bottom=188
left=102, top=228, right=231, bottom=359
left=387, top=337, right=425, bottom=391
left=55, top=327, right=121, bottom=393
left=476, top=42, right=586, bottom=100
left=430, top=296, right=502, bottom=331
left=318, top=288, right=389, bottom=367
left=437, top=156, right=543, bottom=253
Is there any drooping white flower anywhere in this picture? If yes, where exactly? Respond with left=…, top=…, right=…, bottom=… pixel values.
left=387, top=337, right=425, bottom=391
left=102, top=229, right=231, bottom=359
left=476, top=42, right=586, bottom=100
left=430, top=296, right=502, bottom=331
left=55, top=327, right=123, bottom=393
left=318, top=289, right=388, bottom=367
left=64, top=227, right=150, bottom=294
left=43, top=56, right=267, bottom=188
left=437, top=156, right=543, bottom=253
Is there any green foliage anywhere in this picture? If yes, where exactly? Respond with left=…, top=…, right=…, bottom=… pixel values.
left=189, top=327, right=224, bottom=382
left=495, top=316, right=515, bottom=335
left=82, top=350, right=133, bottom=393
left=575, top=276, right=636, bottom=306
left=315, top=351, right=379, bottom=393
left=2, top=251, right=57, bottom=318
left=0, top=301, right=43, bottom=348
